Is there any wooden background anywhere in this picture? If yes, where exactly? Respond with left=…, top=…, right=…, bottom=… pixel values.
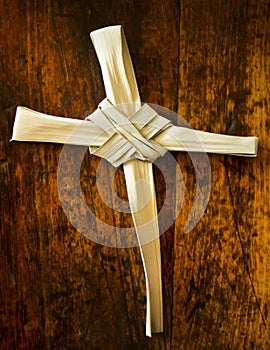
left=1, top=0, right=269, bottom=349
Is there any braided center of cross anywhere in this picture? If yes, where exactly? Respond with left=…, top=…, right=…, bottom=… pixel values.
left=86, top=99, right=172, bottom=167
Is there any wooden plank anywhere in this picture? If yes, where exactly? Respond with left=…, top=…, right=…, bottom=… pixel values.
left=173, top=0, right=270, bottom=348
left=0, top=0, right=179, bottom=349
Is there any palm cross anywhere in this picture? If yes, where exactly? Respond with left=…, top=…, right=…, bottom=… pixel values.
left=12, top=25, right=258, bottom=337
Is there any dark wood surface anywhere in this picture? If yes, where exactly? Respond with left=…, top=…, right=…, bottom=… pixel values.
left=0, top=0, right=269, bottom=349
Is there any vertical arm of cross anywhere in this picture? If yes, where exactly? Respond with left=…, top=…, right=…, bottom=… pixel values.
left=91, top=26, right=163, bottom=336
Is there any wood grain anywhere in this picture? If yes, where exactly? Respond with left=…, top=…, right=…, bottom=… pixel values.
left=173, top=0, right=270, bottom=349
left=0, top=0, right=269, bottom=349
left=0, top=0, right=178, bottom=349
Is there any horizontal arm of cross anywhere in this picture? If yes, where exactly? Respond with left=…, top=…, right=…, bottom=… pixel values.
left=12, top=102, right=258, bottom=161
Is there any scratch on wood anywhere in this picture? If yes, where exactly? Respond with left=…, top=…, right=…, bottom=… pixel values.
left=225, top=162, right=270, bottom=339
left=50, top=10, right=70, bottom=81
